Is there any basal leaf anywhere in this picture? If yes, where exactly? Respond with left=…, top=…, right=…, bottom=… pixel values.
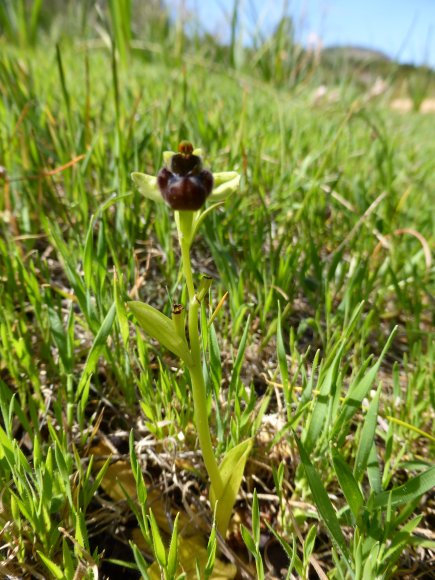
left=209, top=439, right=252, bottom=536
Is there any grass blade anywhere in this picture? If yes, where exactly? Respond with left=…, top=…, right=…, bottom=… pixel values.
left=294, top=433, right=353, bottom=572
left=372, top=466, right=435, bottom=509
left=333, top=327, right=397, bottom=445
left=331, top=449, right=364, bottom=522
left=303, top=344, right=344, bottom=453
left=354, top=385, right=381, bottom=482
left=76, top=303, right=116, bottom=401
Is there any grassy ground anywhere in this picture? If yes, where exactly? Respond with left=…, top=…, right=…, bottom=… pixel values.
left=0, top=4, right=434, bottom=579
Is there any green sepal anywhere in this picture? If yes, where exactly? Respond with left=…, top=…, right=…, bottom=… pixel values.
left=163, top=150, right=176, bottom=167
left=209, top=438, right=252, bottom=536
left=131, top=172, right=163, bottom=203
left=210, top=172, right=240, bottom=201
left=128, top=301, right=193, bottom=365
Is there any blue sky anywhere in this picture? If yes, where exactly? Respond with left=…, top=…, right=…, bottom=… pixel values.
left=180, top=0, right=435, bottom=67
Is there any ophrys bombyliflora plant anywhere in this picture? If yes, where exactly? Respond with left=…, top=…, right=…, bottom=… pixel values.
left=130, top=142, right=251, bottom=537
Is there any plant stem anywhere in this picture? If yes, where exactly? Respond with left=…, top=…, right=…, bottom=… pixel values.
left=178, top=212, right=195, bottom=299
left=189, top=350, right=223, bottom=497
left=176, top=211, right=224, bottom=498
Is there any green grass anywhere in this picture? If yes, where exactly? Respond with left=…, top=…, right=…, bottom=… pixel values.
left=0, top=3, right=434, bottom=578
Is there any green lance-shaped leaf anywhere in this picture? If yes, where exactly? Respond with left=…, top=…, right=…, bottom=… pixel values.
left=209, top=438, right=252, bottom=536
left=128, top=301, right=193, bottom=366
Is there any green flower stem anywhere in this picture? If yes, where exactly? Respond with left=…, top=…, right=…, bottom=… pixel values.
left=189, top=346, right=224, bottom=498
left=177, top=211, right=195, bottom=299
left=176, top=211, right=224, bottom=499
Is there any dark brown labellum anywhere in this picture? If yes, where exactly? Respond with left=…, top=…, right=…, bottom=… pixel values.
left=157, top=142, right=214, bottom=210
left=157, top=168, right=214, bottom=210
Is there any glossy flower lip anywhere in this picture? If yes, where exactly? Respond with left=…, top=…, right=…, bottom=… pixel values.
left=131, top=145, right=240, bottom=209
left=153, top=140, right=213, bottom=210
left=157, top=166, right=213, bottom=211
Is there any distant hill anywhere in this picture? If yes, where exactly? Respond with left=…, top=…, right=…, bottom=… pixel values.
left=322, top=45, right=391, bottom=64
